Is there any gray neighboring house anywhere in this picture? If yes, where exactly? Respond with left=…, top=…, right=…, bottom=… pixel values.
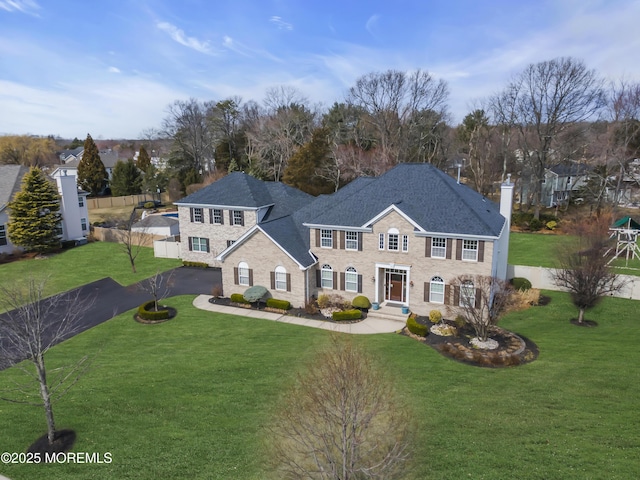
left=132, top=214, right=180, bottom=237
left=0, top=165, right=29, bottom=254
left=541, top=162, right=591, bottom=207
left=175, top=164, right=514, bottom=316
left=52, top=148, right=120, bottom=183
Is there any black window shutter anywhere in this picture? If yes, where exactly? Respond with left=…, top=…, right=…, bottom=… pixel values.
left=316, top=269, right=321, bottom=287
left=270, top=271, right=275, bottom=290
left=240, top=211, right=245, bottom=226
left=205, top=239, right=210, bottom=253
left=233, top=267, right=239, bottom=285
left=357, top=275, right=362, bottom=293
left=357, top=232, right=363, bottom=251
left=188, top=237, right=193, bottom=251
left=190, top=208, right=194, bottom=222
left=286, top=273, right=291, bottom=292
left=340, top=231, right=345, bottom=250
left=209, top=209, right=213, bottom=223
left=478, top=241, right=485, bottom=262
left=332, top=230, right=337, bottom=249
left=248, top=269, right=254, bottom=286
left=425, top=237, right=431, bottom=257
left=453, top=286, right=460, bottom=305
left=444, top=285, right=451, bottom=305
left=333, top=271, right=338, bottom=288
left=456, top=239, right=462, bottom=260
left=220, top=210, right=224, bottom=225
left=446, top=239, right=452, bottom=259
left=424, top=282, right=430, bottom=302
left=340, top=272, right=345, bottom=291
left=315, top=229, right=320, bottom=247
left=475, top=288, right=482, bottom=309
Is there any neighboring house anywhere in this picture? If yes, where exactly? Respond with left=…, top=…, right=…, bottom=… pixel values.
left=59, top=147, right=84, bottom=164
left=541, top=162, right=590, bottom=207
left=132, top=214, right=180, bottom=237
left=51, top=148, right=120, bottom=182
left=0, top=165, right=29, bottom=254
left=0, top=166, right=89, bottom=254
left=175, top=164, right=514, bottom=316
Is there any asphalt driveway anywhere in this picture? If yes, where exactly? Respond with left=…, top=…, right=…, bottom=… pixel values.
left=0, top=266, right=221, bottom=369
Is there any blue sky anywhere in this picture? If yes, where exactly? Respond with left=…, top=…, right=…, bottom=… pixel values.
left=1, top=0, right=639, bottom=139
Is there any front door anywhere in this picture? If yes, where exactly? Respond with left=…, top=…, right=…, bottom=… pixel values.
left=385, top=270, right=406, bottom=302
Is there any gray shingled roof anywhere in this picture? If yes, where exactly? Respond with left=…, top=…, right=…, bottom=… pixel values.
left=0, top=165, right=29, bottom=211
left=132, top=215, right=179, bottom=229
left=304, top=163, right=505, bottom=237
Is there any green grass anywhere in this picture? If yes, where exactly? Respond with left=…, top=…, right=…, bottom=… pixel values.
left=0, top=242, right=182, bottom=295
left=1, top=292, right=639, bottom=479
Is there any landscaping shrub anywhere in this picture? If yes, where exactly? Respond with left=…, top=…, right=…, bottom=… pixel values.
left=454, top=315, right=466, bottom=328
left=138, top=300, right=169, bottom=321
left=230, top=293, right=250, bottom=304
left=510, top=288, right=541, bottom=310
left=143, top=201, right=155, bottom=209
left=182, top=261, right=208, bottom=268
left=546, top=220, right=558, bottom=230
left=511, top=277, right=532, bottom=291
left=266, top=298, right=291, bottom=310
left=429, top=309, right=442, bottom=324
left=406, top=315, right=428, bottom=337
left=529, top=218, right=543, bottom=231
left=317, top=294, right=331, bottom=309
left=351, top=295, right=371, bottom=309
left=211, top=284, right=223, bottom=298
left=332, top=309, right=362, bottom=321
left=304, top=302, right=319, bottom=315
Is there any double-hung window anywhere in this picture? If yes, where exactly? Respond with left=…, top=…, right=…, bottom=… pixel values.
left=321, top=264, right=333, bottom=289
left=402, top=235, right=409, bottom=252
left=232, top=210, right=243, bottom=226
left=378, top=233, right=385, bottom=250
left=211, top=209, right=223, bottom=224
left=462, top=240, right=478, bottom=261
left=238, top=262, right=250, bottom=286
left=78, top=196, right=84, bottom=208
left=190, top=237, right=209, bottom=252
left=345, top=267, right=358, bottom=292
left=430, top=276, right=445, bottom=303
left=321, top=229, right=333, bottom=248
left=0, top=225, right=6, bottom=246
left=191, top=207, right=204, bottom=223
left=81, top=218, right=87, bottom=231
left=460, top=280, right=475, bottom=307
left=345, top=231, right=358, bottom=250
left=275, top=266, right=287, bottom=291
left=431, top=237, right=446, bottom=258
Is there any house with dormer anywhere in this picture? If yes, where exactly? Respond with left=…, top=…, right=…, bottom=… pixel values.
left=175, top=164, right=513, bottom=316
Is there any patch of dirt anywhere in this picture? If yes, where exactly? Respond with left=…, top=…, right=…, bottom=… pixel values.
left=27, top=429, right=76, bottom=457
left=570, top=318, right=598, bottom=327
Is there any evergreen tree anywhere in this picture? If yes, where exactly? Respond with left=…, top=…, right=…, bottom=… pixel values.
left=8, top=167, right=61, bottom=253
left=137, top=146, right=152, bottom=173
left=283, top=127, right=333, bottom=195
left=77, top=134, right=108, bottom=196
left=142, top=164, right=169, bottom=194
left=110, top=159, right=142, bottom=196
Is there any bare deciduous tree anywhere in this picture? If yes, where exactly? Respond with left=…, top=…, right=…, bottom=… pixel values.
left=0, top=278, right=95, bottom=446
left=552, top=220, right=626, bottom=324
left=137, top=269, right=174, bottom=311
left=450, top=275, right=513, bottom=344
left=119, top=208, right=147, bottom=273
left=268, top=337, right=412, bottom=479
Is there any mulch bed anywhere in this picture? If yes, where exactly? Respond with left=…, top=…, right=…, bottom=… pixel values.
left=27, top=429, right=76, bottom=457
left=406, top=317, right=539, bottom=368
left=570, top=318, right=598, bottom=327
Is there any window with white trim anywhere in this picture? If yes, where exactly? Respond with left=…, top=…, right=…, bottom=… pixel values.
left=212, top=209, right=222, bottom=224
left=238, top=261, right=250, bottom=286
left=462, top=240, right=478, bottom=261
left=190, top=237, right=208, bottom=252
left=232, top=210, right=243, bottom=226
left=402, top=235, right=409, bottom=252
left=388, top=228, right=399, bottom=251
left=430, top=276, right=445, bottom=303
left=81, top=218, right=87, bottom=231
left=321, top=264, right=333, bottom=289
left=78, top=196, right=84, bottom=207
left=431, top=237, right=446, bottom=258
left=191, top=207, right=203, bottom=223
left=345, top=231, right=358, bottom=250
left=345, top=267, right=358, bottom=292
left=275, top=265, right=287, bottom=291
left=378, top=233, right=385, bottom=250
left=0, top=225, right=6, bottom=246
left=321, top=229, right=333, bottom=248
left=460, top=280, right=475, bottom=306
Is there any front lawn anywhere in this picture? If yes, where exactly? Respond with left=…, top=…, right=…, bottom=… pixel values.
left=0, top=242, right=181, bottom=296
left=0, top=292, right=638, bottom=479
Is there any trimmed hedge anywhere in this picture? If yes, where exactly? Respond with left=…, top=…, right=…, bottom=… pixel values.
left=183, top=261, right=209, bottom=268
left=230, top=293, right=250, bottom=304
left=332, top=309, right=362, bottom=321
left=407, top=315, right=428, bottom=337
left=138, top=300, right=170, bottom=321
left=511, top=277, right=532, bottom=291
left=266, top=298, right=291, bottom=310
left=351, top=295, right=371, bottom=309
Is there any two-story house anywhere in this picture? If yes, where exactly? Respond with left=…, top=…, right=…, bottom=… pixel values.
left=176, top=164, right=514, bottom=316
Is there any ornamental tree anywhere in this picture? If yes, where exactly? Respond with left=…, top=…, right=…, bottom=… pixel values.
left=7, top=167, right=61, bottom=253
left=77, top=134, right=108, bottom=196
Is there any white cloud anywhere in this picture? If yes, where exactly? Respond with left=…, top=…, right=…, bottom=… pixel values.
left=0, top=0, right=39, bottom=15
left=108, top=66, right=121, bottom=73
left=269, top=16, right=293, bottom=31
left=365, top=14, right=380, bottom=36
left=157, top=21, right=214, bottom=55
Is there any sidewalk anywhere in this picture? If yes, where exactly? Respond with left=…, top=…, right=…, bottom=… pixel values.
left=192, top=295, right=404, bottom=334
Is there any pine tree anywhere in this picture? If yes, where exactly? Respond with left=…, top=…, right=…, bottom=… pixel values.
left=137, top=146, right=152, bottom=173
left=110, top=159, right=142, bottom=196
left=283, top=127, right=333, bottom=195
left=77, top=134, right=108, bottom=196
left=7, top=167, right=61, bottom=253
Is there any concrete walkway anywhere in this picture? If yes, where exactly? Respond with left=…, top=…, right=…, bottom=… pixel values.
left=192, top=295, right=404, bottom=334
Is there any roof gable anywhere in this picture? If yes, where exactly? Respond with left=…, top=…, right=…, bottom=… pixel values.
left=0, top=165, right=29, bottom=210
